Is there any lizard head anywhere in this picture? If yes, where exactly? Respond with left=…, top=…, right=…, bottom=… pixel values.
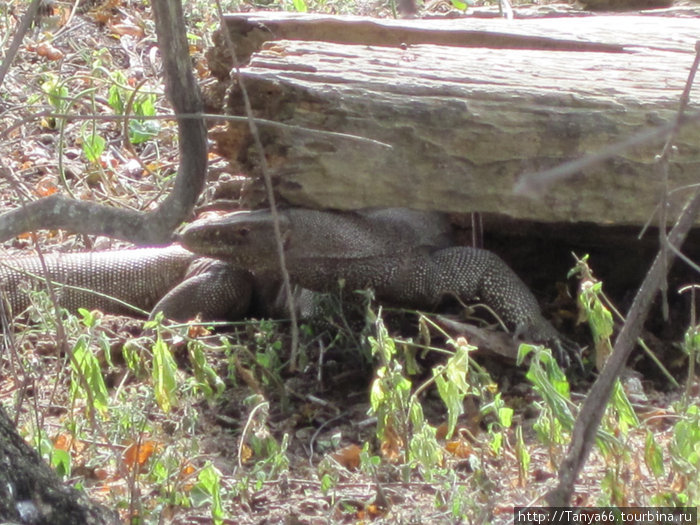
left=179, top=210, right=291, bottom=271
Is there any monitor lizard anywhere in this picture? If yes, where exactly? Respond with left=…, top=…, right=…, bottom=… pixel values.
left=0, top=246, right=252, bottom=322
left=179, top=208, right=577, bottom=365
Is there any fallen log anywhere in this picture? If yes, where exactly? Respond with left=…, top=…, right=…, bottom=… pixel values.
left=207, top=12, right=700, bottom=226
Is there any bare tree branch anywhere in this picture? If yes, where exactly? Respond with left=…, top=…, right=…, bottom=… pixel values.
left=547, top=41, right=700, bottom=507
left=213, top=0, right=301, bottom=370
left=0, top=0, right=43, bottom=87
left=547, top=187, right=700, bottom=506
left=0, top=0, right=207, bottom=245
left=546, top=40, right=700, bottom=507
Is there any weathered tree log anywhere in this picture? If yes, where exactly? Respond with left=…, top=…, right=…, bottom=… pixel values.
left=208, top=12, right=700, bottom=226
left=0, top=406, right=117, bottom=524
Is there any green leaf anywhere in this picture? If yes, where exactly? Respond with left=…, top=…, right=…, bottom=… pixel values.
left=82, top=132, right=105, bottom=163
left=489, top=430, right=503, bottom=455
left=107, top=83, right=124, bottom=114
left=192, top=463, right=224, bottom=523
left=152, top=336, right=178, bottom=413
left=435, top=374, right=461, bottom=439
left=498, top=406, right=514, bottom=428
left=609, top=380, right=639, bottom=434
left=434, top=344, right=472, bottom=439
left=41, top=73, right=69, bottom=111
left=670, top=408, right=700, bottom=473
left=122, top=341, right=143, bottom=376
left=516, top=343, right=536, bottom=365
left=51, top=448, right=71, bottom=478
left=408, top=399, right=425, bottom=428
left=128, top=118, right=160, bottom=144
left=320, top=473, right=334, bottom=493
left=134, top=93, right=156, bottom=117
left=70, top=337, right=109, bottom=413
left=644, top=430, right=664, bottom=478
left=369, top=367, right=387, bottom=412
left=107, top=71, right=128, bottom=114
left=78, top=308, right=96, bottom=328
left=525, top=349, right=574, bottom=432
left=444, top=345, right=470, bottom=393
left=189, top=342, right=225, bottom=397
left=408, top=423, right=442, bottom=476
left=292, top=0, right=307, bottom=11
left=515, top=425, right=530, bottom=480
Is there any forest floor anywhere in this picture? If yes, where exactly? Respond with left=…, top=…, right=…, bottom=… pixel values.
left=0, top=0, right=698, bottom=523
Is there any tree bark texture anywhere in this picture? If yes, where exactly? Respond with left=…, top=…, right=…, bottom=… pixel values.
left=0, top=407, right=117, bottom=524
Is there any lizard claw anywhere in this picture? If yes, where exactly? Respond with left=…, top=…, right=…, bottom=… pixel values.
left=550, top=335, right=584, bottom=372
left=517, top=318, right=583, bottom=371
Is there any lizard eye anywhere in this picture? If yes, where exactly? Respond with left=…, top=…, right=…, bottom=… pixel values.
left=237, top=227, right=250, bottom=238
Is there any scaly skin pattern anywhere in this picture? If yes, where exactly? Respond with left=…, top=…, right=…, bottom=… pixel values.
left=180, top=208, right=569, bottom=358
left=0, top=246, right=252, bottom=321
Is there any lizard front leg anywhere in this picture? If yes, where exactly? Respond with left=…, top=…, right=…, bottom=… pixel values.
left=151, top=259, right=253, bottom=322
left=430, top=247, right=577, bottom=367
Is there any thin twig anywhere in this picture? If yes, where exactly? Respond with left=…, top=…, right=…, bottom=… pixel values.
left=0, top=0, right=43, bottom=88
left=655, top=41, right=700, bottom=320
left=548, top=187, right=700, bottom=506
left=678, top=284, right=698, bottom=406
left=0, top=159, right=102, bottom=433
left=514, top=113, right=698, bottom=197
left=547, top=42, right=700, bottom=505
left=213, top=1, right=301, bottom=370
left=1, top=111, right=393, bottom=146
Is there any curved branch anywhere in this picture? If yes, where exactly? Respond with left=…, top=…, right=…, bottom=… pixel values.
left=0, top=0, right=207, bottom=245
